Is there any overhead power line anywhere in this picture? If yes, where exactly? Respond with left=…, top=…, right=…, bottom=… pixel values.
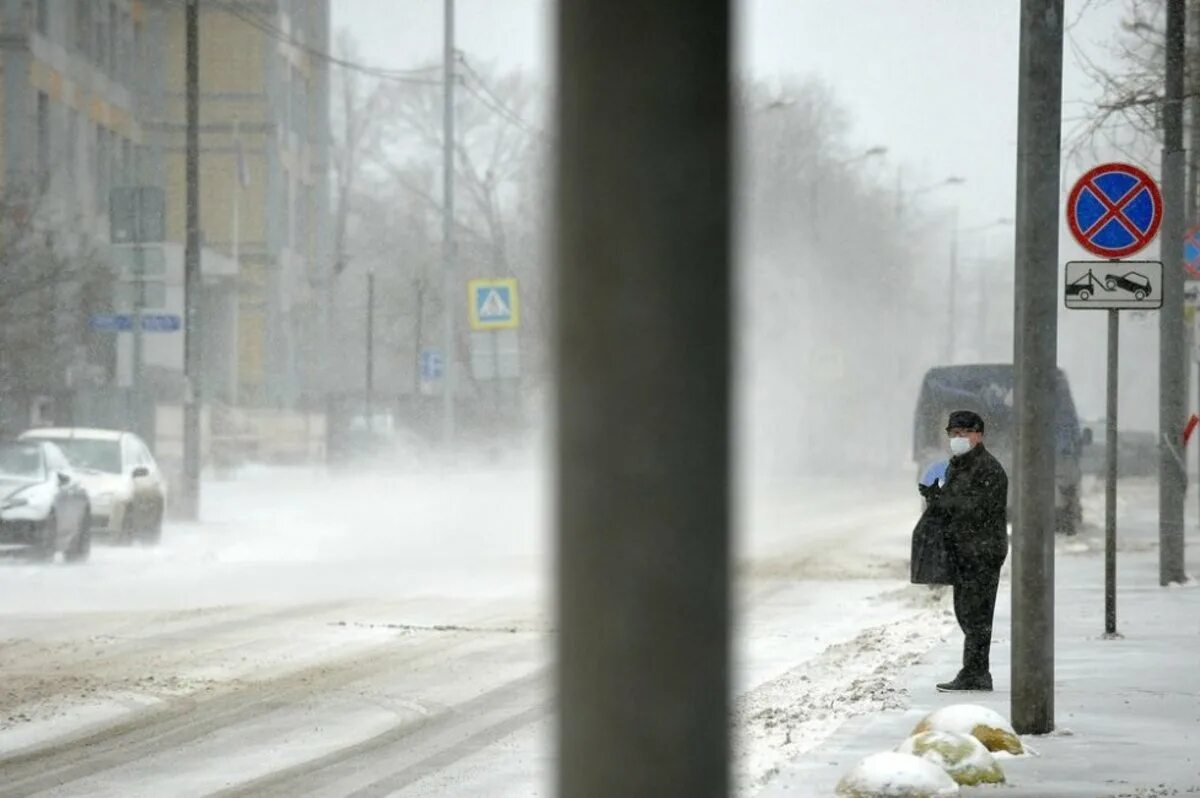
left=217, top=0, right=442, bottom=85
left=184, top=1, right=544, bottom=136
left=457, top=55, right=544, bottom=137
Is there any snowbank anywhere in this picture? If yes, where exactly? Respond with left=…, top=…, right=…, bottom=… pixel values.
left=835, top=751, right=960, bottom=797
left=912, top=704, right=1024, bottom=755
left=897, top=730, right=1005, bottom=785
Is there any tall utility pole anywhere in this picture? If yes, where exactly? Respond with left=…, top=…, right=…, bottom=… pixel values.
left=181, top=0, right=202, bottom=520
left=441, top=0, right=456, bottom=448
left=1161, top=0, right=1188, bottom=586
left=1011, top=0, right=1063, bottom=736
left=132, top=204, right=145, bottom=412
left=413, top=278, right=424, bottom=397
left=1189, top=0, right=1200, bottom=535
left=557, top=0, right=731, bottom=795
left=946, top=205, right=960, bottom=363
left=366, top=270, right=375, bottom=431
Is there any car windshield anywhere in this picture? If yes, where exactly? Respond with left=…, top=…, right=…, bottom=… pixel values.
left=0, top=443, right=44, bottom=480
left=38, top=438, right=122, bottom=474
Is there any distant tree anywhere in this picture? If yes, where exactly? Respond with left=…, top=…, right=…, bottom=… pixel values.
left=739, top=78, right=942, bottom=474
left=0, top=191, right=113, bottom=400
left=1067, top=0, right=1200, bottom=164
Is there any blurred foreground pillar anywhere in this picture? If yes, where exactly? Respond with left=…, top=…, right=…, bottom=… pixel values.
left=556, top=1, right=732, bottom=796
left=1011, top=0, right=1063, bottom=735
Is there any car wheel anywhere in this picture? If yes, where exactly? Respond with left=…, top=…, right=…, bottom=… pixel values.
left=120, top=505, right=136, bottom=546
left=65, top=510, right=92, bottom=563
left=1135, top=289, right=1147, bottom=301
left=1105, top=278, right=1118, bottom=290
left=1079, top=289, right=1092, bottom=301
left=138, top=504, right=163, bottom=546
left=31, top=512, right=57, bottom=562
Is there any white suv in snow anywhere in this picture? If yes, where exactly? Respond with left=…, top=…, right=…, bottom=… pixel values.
left=20, top=428, right=167, bottom=544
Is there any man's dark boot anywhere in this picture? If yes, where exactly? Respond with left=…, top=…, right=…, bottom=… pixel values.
left=936, top=672, right=993, bottom=692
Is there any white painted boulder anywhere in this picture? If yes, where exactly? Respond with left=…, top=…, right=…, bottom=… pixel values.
left=912, top=704, right=1024, bottom=756
left=897, top=730, right=1006, bottom=785
left=835, top=751, right=960, bottom=797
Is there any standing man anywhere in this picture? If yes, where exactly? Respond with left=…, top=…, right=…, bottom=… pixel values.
left=922, top=410, right=1009, bottom=692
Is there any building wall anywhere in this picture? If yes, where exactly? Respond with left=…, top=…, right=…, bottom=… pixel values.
left=1, top=0, right=145, bottom=234
left=147, top=0, right=331, bottom=408
left=0, top=0, right=149, bottom=398
left=1, top=0, right=330, bottom=409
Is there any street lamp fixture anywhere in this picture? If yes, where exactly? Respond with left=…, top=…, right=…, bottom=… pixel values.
left=897, top=175, right=966, bottom=218
left=836, top=145, right=889, bottom=167
left=808, top=146, right=889, bottom=240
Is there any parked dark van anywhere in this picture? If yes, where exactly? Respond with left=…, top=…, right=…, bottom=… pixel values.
left=913, top=364, right=1091, bottom=534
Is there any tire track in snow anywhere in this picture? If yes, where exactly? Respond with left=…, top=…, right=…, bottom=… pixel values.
left=211, top=669, right=550, bottom=798
left=0, top=629, right=495, bottom=796
left=0, top=480, right=925, bottom=796
left=0, top=600, right=366, bottom=728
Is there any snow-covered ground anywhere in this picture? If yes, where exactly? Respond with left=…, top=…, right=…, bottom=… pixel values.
left=764, top=477, right=1200, bottom=797
left=0, top=463, right=952, bottom=796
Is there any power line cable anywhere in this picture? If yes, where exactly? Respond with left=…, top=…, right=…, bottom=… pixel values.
left=213, top=0, right=442, bottom=85
left=457, top=56, right=543, bottom=136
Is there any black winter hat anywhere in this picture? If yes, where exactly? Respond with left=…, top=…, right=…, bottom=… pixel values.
left=946, top=410, right=985, bottom=433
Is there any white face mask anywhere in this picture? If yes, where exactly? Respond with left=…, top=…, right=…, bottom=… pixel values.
left=949, top=436, right=972, bottom=456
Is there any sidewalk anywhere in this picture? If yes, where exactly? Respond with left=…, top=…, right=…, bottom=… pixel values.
left=764, top=487, right=1200, bottom=796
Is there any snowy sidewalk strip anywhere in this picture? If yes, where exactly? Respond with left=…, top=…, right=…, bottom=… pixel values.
left=761, top=505, right=1200, bottom=796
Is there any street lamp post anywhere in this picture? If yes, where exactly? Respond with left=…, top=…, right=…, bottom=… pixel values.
left=810, top=145, right=888, bottom=240
left=896, top=175, right=965, bottom=220
left=950, top=216, right=1014, bottom=363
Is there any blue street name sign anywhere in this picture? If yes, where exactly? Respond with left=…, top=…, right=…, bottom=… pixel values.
left=89, top=314, right=182, bottom=332
left=420, top=349, right=444, bottom=380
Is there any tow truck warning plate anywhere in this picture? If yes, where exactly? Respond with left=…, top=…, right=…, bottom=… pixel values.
left=1064, top=260, right=1163, bottom=311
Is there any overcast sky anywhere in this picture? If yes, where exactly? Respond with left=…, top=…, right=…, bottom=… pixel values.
left=333, top=1, right=1128, bottom=244
left=332, top=1, right=1154, bottom=426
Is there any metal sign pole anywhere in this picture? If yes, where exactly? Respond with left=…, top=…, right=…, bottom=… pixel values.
left=441, top=0, right=456, bottom=449
left=1160, top=0, right=1188, bottom=585
left=132, top=245, right=145, bottom=442
left=181, top=0, right=202, bottom=520
left=366, top=270, right=375, bottom=431
left=1105, top=307, right=1120, bottom=637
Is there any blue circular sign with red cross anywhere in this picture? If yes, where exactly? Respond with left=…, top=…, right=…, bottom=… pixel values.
left=1067, top=162, right=1163, bottom=259
left=1184, top=225, right=1200, bottom=278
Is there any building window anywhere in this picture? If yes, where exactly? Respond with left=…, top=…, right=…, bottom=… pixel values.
left=66, top=108, right=78, bottom=180
left=94, top=3, right=106, bottom=73
left=300, top=186, right=313, bottom=253
left=75, top=0, right=91, bottom=58
left=95, top=125, right=109, bottom=211
left=121, top=137, right=132, bottom=184
left=120, top=10, right=132, bottom=84
left=36, top=0, right=48, bottom=37
left=291, top=69, right=307, bottom=138
left=109, top=3, right=119, bottom=77
left=282, top=176, right=292, bottom=247
left=37, top=92, right=50, bottom=190
left=290, top=0, right=307, bottom=42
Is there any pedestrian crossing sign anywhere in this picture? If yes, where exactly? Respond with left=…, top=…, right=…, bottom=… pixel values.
left=468, top=278, right=520, bottom=330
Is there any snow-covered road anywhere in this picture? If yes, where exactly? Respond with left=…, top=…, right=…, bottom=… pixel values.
left=0, top=465, right=950, bottom=796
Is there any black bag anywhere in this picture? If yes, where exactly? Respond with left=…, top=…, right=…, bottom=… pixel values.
left=910, top=507, right=956, bottom=585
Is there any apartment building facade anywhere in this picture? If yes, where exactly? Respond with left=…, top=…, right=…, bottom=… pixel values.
left=144, top=0, right=332, bottom=407
left=1, top=0, right=331, bottom=412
